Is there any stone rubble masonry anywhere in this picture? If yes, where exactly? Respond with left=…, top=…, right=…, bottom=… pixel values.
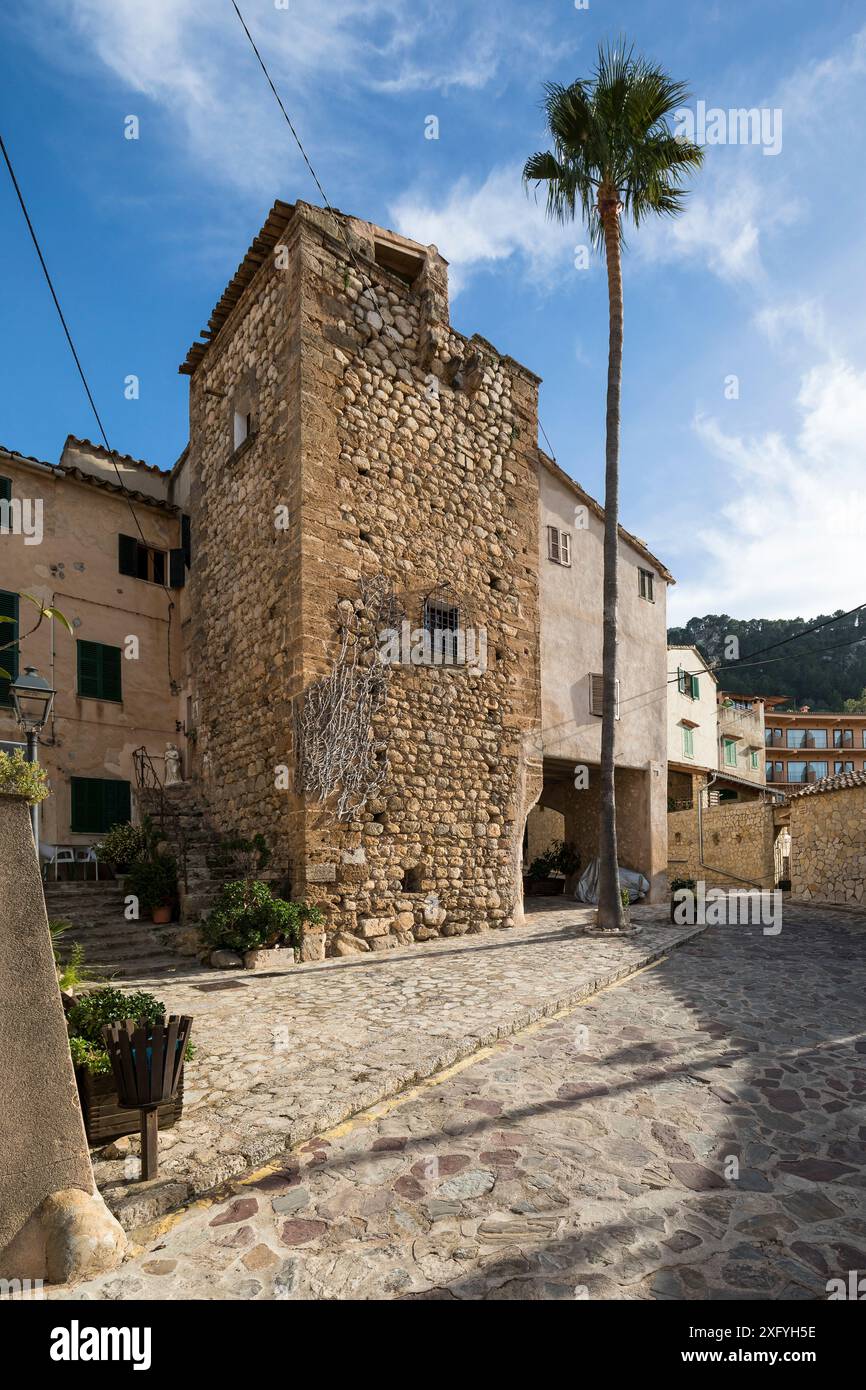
left=667, top=799, right=777, bottom=889
left=185, top=202, right=542, bottom=957
left=790, top=783, right=866, bottom=905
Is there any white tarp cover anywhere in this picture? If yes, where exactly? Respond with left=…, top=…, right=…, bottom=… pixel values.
left=575, top=857, right=650, bottom=905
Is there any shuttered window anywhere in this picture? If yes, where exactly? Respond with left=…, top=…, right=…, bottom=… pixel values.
left=589, top=672, right=620, bottom=719
left=0, top=589, right=19, bottom=705
left=118, top=533, right=175, bottom=585
left=682, top=726, right=694, bottom=758
left=77, top=640, right=122, bottom=702
left=723, top=738, right=737, bottom=767
left=547, top=526, right=571, bottom=565
left=0, top=476, right=11, bottom=503
left=690, top=674, right=700, bottom=699
left=70, top=777, right=131, bottom=834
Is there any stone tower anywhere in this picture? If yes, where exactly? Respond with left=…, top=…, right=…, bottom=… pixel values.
left=180, top=200, right=543, bottom=957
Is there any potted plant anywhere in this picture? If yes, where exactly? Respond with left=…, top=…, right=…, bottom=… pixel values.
left=95, top=821, right=147, bottom=878
left=523, top=841, right=580, bottom=896
left=66, top=986, right=194, bottom=1146
left=0, top=748, right=49, bottom=803
left=126, top=853, right=178, bottom=924
left=201, top=880, right=322, bottom=965
left=670, top=877, right=697, bottom=923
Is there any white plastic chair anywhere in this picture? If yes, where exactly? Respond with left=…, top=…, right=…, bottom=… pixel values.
left=51, top=847, right=76, bottom=881
left=75, top=846, right=98, bottom=881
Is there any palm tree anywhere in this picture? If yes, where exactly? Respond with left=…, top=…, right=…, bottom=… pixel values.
left=524, top=42, right=702, bottom=929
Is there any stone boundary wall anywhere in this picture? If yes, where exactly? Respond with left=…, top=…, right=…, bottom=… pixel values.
left=790, top=784, right=866, bottom=905
left=668, top=799, right=777, bottom=889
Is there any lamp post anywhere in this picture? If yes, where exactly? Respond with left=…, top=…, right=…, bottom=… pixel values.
left=10, top=665, right=56, bottom=857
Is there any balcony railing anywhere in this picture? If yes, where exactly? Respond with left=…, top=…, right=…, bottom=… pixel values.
left=718, top=704, right=764, bottom=743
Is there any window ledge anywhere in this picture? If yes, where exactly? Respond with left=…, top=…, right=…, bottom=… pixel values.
left=228, top=430, right=258, bottom=466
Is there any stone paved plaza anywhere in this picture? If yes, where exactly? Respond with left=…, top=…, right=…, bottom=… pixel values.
left=61, top=903, right=866, bottom=1300
left=94, top=900, right=698, bottom=1228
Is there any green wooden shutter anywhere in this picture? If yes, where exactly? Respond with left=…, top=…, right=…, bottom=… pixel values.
left=0, top=589, right=20, bottom=705
left=690, top=674, right=700, bottom=699
left=682, top=726, right=694, bottom=758
left=77, top=641, right=122, bottom=701
left=677, top=666, right=686, bottom=694
left=0, top=476, right=11, bottom=504
left=118, top=533, right=138, bottom=576
left=71, top=777, right=131, bottom=833
left=724, top=739, right=737, bottom=767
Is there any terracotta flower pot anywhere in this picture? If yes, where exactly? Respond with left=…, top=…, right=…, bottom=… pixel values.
left=151, top=904, right=173, bottom=924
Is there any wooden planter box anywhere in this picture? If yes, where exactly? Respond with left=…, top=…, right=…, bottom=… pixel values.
left=75, top=1065, right=184, bottom=1147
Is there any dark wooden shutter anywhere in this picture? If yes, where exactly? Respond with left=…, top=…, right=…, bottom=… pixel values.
left=0, top=589, right=19, bottom=705
left=118, top=533, right=138, bottom=576
left=181, top=513, right=192, bottom=568
left=71, top=777, right=131, bottom=833
left=104, top=778, right=131, bottom=828
left=0, top=476, right=11, bottom=504
left=77, top=640, right=100, bottom=698
left=102, top=644, right=122, bottom=702
left=77, top=641, right=122, bottom=701
left=169, top=547, right=186, bottom=587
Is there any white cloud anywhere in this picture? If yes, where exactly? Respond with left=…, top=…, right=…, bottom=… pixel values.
left=636, top=170, right=799, bottom=285
left=389, top=164, right=582, bottom=296
left=667, top=358, right=866, bottom=621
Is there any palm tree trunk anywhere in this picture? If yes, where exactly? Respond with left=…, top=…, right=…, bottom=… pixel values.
left=597, top=192, right=626, bottom=930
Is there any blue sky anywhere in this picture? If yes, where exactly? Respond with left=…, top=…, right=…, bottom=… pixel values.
left=2, top=0, right=865, bottom=622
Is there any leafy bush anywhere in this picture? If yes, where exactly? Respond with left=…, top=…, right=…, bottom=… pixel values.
left=527, top=840, right=580, bottom=880
left=201, top=880, right=322, bottom=954
left=0, top=748, right=49, bottom=803
left=670, top=877, right=697, bottom=895
left=67, top=986, right=194, bottom=1074
left=95, top=822, right=147, bottom=871
left=49, top=919, right=92, bottom=992
left=126, top=854, right=177, bottom=911
left=210, top=832, right=271, bottom=877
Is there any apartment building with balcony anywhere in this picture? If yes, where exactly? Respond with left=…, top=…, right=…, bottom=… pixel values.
left=667, top=650, right=780, bottom=807
left=764, top=707, right=866, bottom=791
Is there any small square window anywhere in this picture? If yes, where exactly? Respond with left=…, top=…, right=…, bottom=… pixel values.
left=638, top=568, right=654, bottom=602
left=233, top=410, right=253, bottom=450
left=547, top=526, right=571, bottom=566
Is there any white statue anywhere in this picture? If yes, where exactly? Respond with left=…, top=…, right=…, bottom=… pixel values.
left=164, top=743, right=183, bottom=787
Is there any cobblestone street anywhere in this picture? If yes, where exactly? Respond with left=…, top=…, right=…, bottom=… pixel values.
left=60, top=905, right=866, bottom=1301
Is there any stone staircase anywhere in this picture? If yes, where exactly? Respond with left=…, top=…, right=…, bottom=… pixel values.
left=142, top=782, right=236, bottom=927
left=45, top=782, right=237, bottom=980
left=44, top=881, right=195, bottom=980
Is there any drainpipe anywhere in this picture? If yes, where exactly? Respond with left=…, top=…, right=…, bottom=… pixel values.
left=697, top=770, right=765, bottom=889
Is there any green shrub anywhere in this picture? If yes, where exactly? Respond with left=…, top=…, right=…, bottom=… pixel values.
left=201, top=880, right=322, bottom=954
left=527, top=840, right=580, bottom=880
left=0, top=748, right=49, bottom=803
left=95, top=822, right=148, bottom=871
left=670, top=877, right=697, bottom=895
left=126, top=854, right=177, bottom=911
left=67, top=986, right=194, bottom=1073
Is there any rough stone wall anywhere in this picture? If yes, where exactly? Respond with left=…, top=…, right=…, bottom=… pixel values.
left=790, top=786, right=866, bottom=904
left=294, top=209, right=542, bottom=955
left=668, top=800, right=777, bottom=889
left=185, top=218, right=305, bottom=885
left=185, top=204, right=542, bottom=956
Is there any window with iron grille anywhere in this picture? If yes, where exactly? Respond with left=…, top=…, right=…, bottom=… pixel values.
left=547, top=526, right=571, bottom=565
left=422, top=597, right=461, bottom=665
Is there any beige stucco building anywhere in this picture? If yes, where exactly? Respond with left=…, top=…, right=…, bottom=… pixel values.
left=0, top=437, right=185, bottom=858
left=3, top=198, right=674, bottom=946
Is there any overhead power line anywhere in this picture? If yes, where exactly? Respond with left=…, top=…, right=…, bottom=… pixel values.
left=0, top=128, right=175, bottom=678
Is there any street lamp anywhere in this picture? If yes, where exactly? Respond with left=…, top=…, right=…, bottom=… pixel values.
left=10, top=665, right=56, bottom=855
